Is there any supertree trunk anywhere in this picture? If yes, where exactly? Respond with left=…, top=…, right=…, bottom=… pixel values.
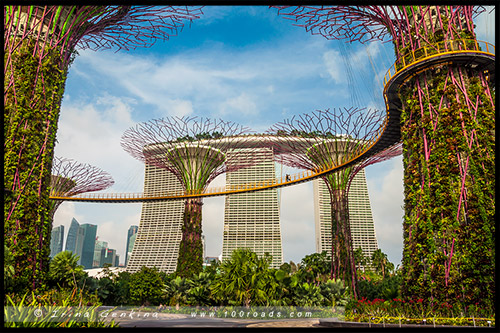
left=176, top=198, right=204, bottom=278
left=4, top=39, right=69, bottom=290
left=4, top=5, right=203, bottom=290
left=399, top=57, right=495, bottom=307
left=328, top=185, right=357, bottom=296
left=395, top=7, right=495, bottom=308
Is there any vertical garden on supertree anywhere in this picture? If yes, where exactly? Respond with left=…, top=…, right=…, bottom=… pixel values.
left=272, top=5, right=495, bottom=309
left=4, top=5, right=203, bottom=290
left=121, top=116, right=263, bottom=278
left=268, top=107, right=396, bottom=297
left=49, top=157, right=115, bottom=220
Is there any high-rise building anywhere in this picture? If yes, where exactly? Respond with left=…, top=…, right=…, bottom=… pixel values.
left=64, top=218, right=98, bottom=268
left=313, top=168, right=378, bottom=264
left=125, top=225, right=138, bottom=266
left=93, top=239, right=108, bottom=268
left=65, top=217, right=85, bottom=262
left=101, top=248, right=117, bottom=267
left=50, top=225, right=64, bottom=258
left=80, top=224, right=97, bottom=269
left=126, top=163, right=184, bottom=273
left=65, top=217, right=81, bottom=253
left=222, top=147, right=283, bottom=268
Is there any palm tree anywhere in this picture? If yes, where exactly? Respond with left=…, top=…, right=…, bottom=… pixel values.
left=49, top=251, right=85, bottom=288
left=371, top=249, right=389, bottom=278
left=210, top=248, right=277, bottom=306
left=354, top=247, right=367, bottom=271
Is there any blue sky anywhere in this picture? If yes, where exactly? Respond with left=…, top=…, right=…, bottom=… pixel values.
left=52, top=6, right=495, bottom=266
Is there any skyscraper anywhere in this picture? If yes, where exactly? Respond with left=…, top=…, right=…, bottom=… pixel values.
left=125, top=225, right=138, bottom=266
left=126, top=163, right=184, bottom=273
left=222, top=147, right=283, bottom=268
left=49, top=225, right=64, bottom=258
left=101, top=248, right=117, bottom=267
left=93, top=239, right=108, bottom=268
left=65, top=217, right=85, bottom=263
left=65, top=218, right=81, bottom=253
left=64, top=218, right=98, bottom=268
left=313, top=168, right=378, bottom=263
left=80, top=224, right=97, bottom=269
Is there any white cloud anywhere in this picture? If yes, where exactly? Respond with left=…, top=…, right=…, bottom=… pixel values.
left=322, top=49, right=344, bottom=84
left=219, top=92, right=258, bottom=116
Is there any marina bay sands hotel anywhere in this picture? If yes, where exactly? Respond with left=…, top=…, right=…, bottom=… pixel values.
left=126, top=137, right=379, bottom=272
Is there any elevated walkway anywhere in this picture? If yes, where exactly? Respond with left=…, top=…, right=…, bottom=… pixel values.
left=49, top=40, right=494, bottom=203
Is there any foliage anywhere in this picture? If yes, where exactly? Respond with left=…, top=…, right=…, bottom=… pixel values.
left=296, top=250, right=331, bottom=284
left=211, top=249, right=278, bottom=306
left=48, top=251, right=86, bottom=289
left=345, top=297, right=495, bottom=326
left=4, top=37, right=71, bottom=291
left=4, top=288, right=116, bottom=328
left=399, top=58, right=495, bottom=310
left=128, top=266, right=167, bottom=306
left=370, top=249, right=394, bottom=278
left=176, top=199, right=204, bottom=278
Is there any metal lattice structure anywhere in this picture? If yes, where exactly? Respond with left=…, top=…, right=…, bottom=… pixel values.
left=121, top=116, right=265, bottom=277
left=272, top=5, right=495, bottom=308
left=4, top=5, right=204, bottom=289
left=267, top=107, right=394, bottom=297
left=49, top=157, right=114, bottom=219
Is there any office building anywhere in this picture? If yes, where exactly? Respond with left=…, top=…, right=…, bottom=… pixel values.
left=65, top=217, right=85, bottom=262
left=222, top=147, right=283, bottom=268
left=101, top=248, right=117, bottom=267
left=50, top=225, right=64, bottom=258
left=80, top=224, right=97, bottom=269
left=65, top=217, right=81, bottom=253
left=313, top=168, right=378, bottom=263
left=93, top=239, right=108, bottom=268
left=125, top=225, right=138, bottom=266
left=126, top=163, right=184, bottom=273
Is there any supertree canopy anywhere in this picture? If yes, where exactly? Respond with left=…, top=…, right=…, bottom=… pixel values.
left=121, top=116, right=263, bottom=278
left=4, top=5, right=204, bottom=290
left=49, top=157, right=114, bottom=219
left=267, top=107, right=393, bottom=297
left=272, top=5, right=495, bottom=309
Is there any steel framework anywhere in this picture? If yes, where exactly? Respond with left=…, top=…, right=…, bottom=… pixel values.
left=49, top=157, right=114, bottom=219
left=4, top=5, right=203, bottom=290
left=121, top=116, right=265, bottom=277
left=272, top=5, right=495, bottom=308
left=267, top=107, right=401, bottom=297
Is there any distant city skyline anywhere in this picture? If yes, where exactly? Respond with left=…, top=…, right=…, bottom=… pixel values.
left=52, top=217, right=126, bottom=268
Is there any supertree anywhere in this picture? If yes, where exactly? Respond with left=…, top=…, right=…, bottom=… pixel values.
left=271, top=5, right=495, bottom=308
left=4, top=5, right=203, bottom=289
left=121, top=116, right=264, bottom=278
left=267, top=107, right=399, bottom=297
left=49, top=157, right=114, bottom=220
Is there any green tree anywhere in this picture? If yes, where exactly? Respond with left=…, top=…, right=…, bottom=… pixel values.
left=320, top=279, right=350, bottom=307
left=129, top=266, right=166, bottom=305
left=48, top=251, right=85, bottom=288
left=211, top=249, right=277, bottom=306
left=297, top=250, right=331, bottom=284
left=354, top=247, right=368, bottom=271
left=371, top=249, right=391, bottom=278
